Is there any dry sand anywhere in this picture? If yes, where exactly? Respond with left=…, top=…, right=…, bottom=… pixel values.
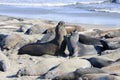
left=0, top=15, right=119, bottom=80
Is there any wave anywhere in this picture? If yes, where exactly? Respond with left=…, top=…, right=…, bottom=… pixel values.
left=0, top=0, right=112, bottom=7
left=94, top=9, right=120, bottom=13
left=0, top=2, right=77, bottom=7
left=76, top=1, right=108, bottom=4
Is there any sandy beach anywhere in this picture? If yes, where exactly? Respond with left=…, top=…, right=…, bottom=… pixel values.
left=0, top=15, right=120, bottom=80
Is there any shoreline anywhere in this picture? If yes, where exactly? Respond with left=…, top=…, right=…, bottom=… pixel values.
left=0, top=15, right=119, bottom=31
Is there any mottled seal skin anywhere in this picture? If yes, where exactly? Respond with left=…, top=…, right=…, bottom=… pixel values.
left=18, top=21, right=67, bottom=56
left=1, top=34, right=22, bottom=50
left=16, top=58, right=65, bottom=77
left=25, top=24, right=48, bottom=35
left=65, top=31, right=103, bottom=57
left=44, top=58, right=91, bottom=79
left=53, top=67, right=105, bottom=80
left=100, top=39, right=120, bottom=50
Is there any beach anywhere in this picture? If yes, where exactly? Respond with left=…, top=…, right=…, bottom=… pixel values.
left=0, top=15, right=119, bottom=80
left=0, top=0, right=120, bottom=80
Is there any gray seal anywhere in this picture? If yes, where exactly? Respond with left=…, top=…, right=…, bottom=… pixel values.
left=87, top=57, right=114, bottom=68
left=100, top=39, right=120, bottom=50
left=65, top=31, right=103, bottom=57
left=18, top=21, right=67, bottom=56
left=79, top=34, right=101, bottom=45
left=53, top=67, right=105, bottom=80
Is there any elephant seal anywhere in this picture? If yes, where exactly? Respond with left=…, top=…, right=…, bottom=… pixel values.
left=81, top=73, right=120, bottom=80
left=1, top=34, right=22, bottom=50
left=40, top=25, right=84, bottom=43
left=79, top=34, right=101, bottom=45
left=65, top=31, right=103, bottom=57
left=100, top=39, right=120, bottom=50
left=18, top=21, right=67, bottom=56
left=16, top=58, right=65, bottom=77
left=0, top=50, right=10, bottom=72
left=44, top=58, right=91, bottom=79
left=87, top=57, right=114, bottom=68
left=43, top=25, right=84, bottom=34
left=37, top=29, right=55, bottom=43
left=102, top=61, right=120, bottom=75
left=104, top=29, right=120, bottom=38
left=53, top=67, right=105, bottom=80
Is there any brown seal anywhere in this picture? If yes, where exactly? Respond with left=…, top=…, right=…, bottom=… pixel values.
left=18, top=21, right=67, bottom=56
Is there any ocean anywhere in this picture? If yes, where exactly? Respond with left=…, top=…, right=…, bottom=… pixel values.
left=0, top=0, right=120, bottom=26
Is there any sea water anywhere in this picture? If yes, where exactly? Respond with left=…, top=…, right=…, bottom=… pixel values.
left=0, top=0, right=120, bottom=26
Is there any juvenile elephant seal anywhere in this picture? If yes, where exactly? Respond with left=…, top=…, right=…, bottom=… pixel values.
left=1, top=34, right=22, bottom=50
left=43, top=25, right=84, bottom=34
left=18, top=21, right=67, bottom=56
left=100, top=39, right=120, bottom=50
left=81, top=73, right=120, bottom=80
left=0, top=50, right=10, bottom=72
left=79, top=34, right=101, bottom=45
left=44, top=58, right=91, bottom=79
left=16, top=58, right=65, bottom=77
left=104, top=29, right=120, bottom=38
left=37, top=29, right=55, bottom=43
left=65, top=31, right=103, bottom=57
left=87, top=57, right=114, bottom=68
left=53, top=67, right=105, bottom=80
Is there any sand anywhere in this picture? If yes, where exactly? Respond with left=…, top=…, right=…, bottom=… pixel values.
left=0, top=15, right=119, bottom=80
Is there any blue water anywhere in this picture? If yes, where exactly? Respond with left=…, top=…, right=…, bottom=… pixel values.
left=0, top=0, right=120, bottom=26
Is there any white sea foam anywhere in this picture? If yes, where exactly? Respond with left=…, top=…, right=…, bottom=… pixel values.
left=0, top=0, right=112, bottom=7
left=0, top=2, right=79, bottom=7
left=76, top=1, right=106, bottom=4
left=95, top=9, right=120, bottom=13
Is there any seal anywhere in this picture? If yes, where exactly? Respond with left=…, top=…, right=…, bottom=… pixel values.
left=37, top=29, right=55, bottom=43
left=18, top=21, right=67, bottom=56
left=0, top=50, right=10, bottom=72
left=79, top=34, right=101, bottom=45
left=102, top=61, right=120, bottom=75
left=81, top=73, right=120, bottom=80
left=44, top=58, right=91, bottom=79
left=53, top=67, right=105, bottom=80
left=87, top=57, right=114, bottom=68
left=43, top=25, right=85, bottom=34
left=1, top=34, right=22, bottom=50
left=65, top=31, right=86, bottom=57
left=100, top=39, right=120, bottom=50
left=65, top=31, right=103, bottom=57
left=16, top=58, right=65, bottom=77
left=104, top=29, right=120, bottom=38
